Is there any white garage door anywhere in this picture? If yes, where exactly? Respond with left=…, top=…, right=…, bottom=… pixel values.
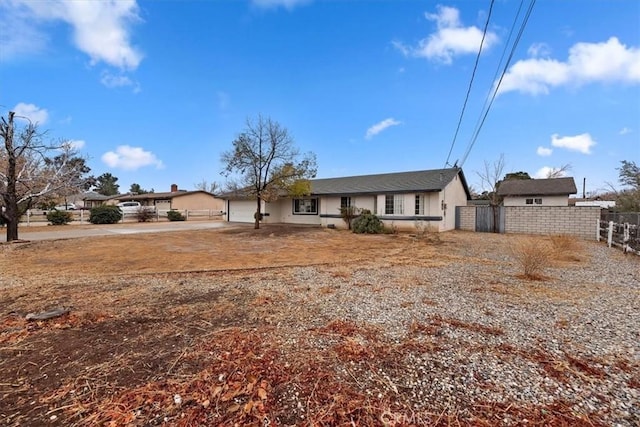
left=228, top=200, right=256, bottom=223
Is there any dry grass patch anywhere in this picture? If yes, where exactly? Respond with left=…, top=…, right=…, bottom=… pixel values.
left=510, top=236, right=553, bottom=280
left=550, top=234, right=585, bottom=262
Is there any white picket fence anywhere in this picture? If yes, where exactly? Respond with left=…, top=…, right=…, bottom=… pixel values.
left=19, top=209, right=225, bottom=225
left=597, top=219, right=639, bottom=255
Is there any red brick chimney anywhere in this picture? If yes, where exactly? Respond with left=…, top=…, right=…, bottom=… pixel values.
left=171, top=184, right=178, bottom=192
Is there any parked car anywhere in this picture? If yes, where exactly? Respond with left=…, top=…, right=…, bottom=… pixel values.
left=117, top=201, right=155, bottom=214
left=53, top=203, right=77, bottom=210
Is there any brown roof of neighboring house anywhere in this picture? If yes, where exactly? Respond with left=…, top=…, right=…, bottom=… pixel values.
left=116, top=190, right=216, bottom=201
left=497, top=177, right=577, bottom=197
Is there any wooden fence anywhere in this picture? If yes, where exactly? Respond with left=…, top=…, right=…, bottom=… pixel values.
left=597, top=219, right=639, bottom=254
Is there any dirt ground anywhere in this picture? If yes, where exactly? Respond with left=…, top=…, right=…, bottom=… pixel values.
left=0, top=225, right=638, bottom=426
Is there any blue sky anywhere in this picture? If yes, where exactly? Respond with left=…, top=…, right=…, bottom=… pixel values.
left=1, top=0, right=639, bottom=196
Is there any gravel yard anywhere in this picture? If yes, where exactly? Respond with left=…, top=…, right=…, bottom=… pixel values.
left=1, top=226, right=638, bottom=426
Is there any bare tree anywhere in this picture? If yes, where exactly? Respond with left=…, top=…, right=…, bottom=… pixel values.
left=476, top=154, right=505, bottom=207
left=545, top=163, right=572, bottom=179
left=194, top=179, right=220, bottom=195
left=221, top=115, right=317, bottom=229
left=476, top=154, right=506, bottom=233
left=0, top=112, right=90, bottom=241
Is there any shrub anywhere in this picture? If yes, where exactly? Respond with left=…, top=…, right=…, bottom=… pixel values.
left=339, top=205, right=360, bottom=230
left=89, top=206, right=122, bottom=224
left=352, top=210, right=384, bottom=234
left=511, top=237, right=553, bottom=279
left=167, top=210, right=186, bottom=221
left=46, top=209, right=73, bottom=225
left=135, top=207, right=155, bottom=222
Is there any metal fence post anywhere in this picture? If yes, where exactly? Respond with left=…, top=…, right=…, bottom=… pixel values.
left=607, top=221, right=614, bottom=248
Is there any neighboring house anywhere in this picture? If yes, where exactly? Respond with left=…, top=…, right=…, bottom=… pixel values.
left=222, top=168, right=471, bottom=232
left=497, top=177, right=577, bottom=207
left=109, top=184, right=224, bottom=212
left=573, top=200, right=616, bottom=209
left=81, top=191, right=110, bottom=209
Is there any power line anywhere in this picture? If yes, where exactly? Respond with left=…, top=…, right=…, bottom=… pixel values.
left=459, top=0, right=537, bottom=168
left=443, top=0, right=495, bottom=168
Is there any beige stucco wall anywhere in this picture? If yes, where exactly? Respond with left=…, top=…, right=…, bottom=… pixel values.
left=503, top=195, right=569, bottom=207
left=441, top=174, right=470, bottom=231
left=171, top=193, right=224, bottom=211
left=271, top=198, right=322, bottom=225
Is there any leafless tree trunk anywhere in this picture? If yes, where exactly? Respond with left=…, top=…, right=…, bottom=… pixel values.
left=546, top=164, right=572, bottom=178
left=476, top=154, right=506, bottom=233
left=1, top=112, right=87, bottom=241
left=221, top=115, right=317, bottom=229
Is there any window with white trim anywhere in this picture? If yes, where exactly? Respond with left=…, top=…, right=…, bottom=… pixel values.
left=340, top=197, right=351, bottom=208
left=385, top=194, right=404, bottom=215
left=525, top=198, right=542, bottom=205
left=293, top=198, right=318, bottom=214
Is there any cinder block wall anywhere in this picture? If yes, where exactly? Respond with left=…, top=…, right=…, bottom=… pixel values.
left=504, top=206, right=600, bottom=239
left=457, top=206, right=476, bottom=231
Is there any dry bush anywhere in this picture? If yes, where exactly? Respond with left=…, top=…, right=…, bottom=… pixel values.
left=550, top=234, right=583, bottom=262
left=511, top=237, right=553, bottom=280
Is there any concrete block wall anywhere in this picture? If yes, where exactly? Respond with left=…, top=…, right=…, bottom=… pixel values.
left=503, top=206, right=600, bottom=240
left=457, top=206, right=476, bottom=231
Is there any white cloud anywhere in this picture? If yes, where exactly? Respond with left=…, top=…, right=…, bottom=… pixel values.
left=2, top=0, right=143, bottom=70
left=500, top=37, right=640, bottom=95
left=551, top=133, right=596, bottom=154
left=536, top=146, right=552, bottom=156
left=534, top=166, right=568, bottom=179
left=394, top=6, right=498, bottom=64
left=64, top=139, right=86, bottom=150
left=102, top=145, right=164, bottom=171
left=100, top=71, right=141, bottom=92
left=12, top=103, right=49, bottom=125
left=365, top=118, right=402, bottom=139
left=0, top=3, right=48, bottom=61
left=527, top=42, right=551, bottom=58
left=534, top=167, right=553, bottom=179
left=619, top=127, right=632, bottom=135
left=251, top=0, right=311, bottom=9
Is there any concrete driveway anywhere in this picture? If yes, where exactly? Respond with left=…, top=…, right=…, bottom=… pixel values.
left=0, top=220, right=236, bottom=242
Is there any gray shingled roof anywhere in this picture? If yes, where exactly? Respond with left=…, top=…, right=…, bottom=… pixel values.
left=219, top=168, right=471, bottom=199
left=310, top=168, right=465, bottom=195
left=497, top=177, right=577, bottom=197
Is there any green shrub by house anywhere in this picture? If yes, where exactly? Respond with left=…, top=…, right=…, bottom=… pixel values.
left=352, top=210, right=384, bottom=234
left=89, top=206, right=122, bottom=224
left=46, top=209, right=73, bottom=225
left=167, top=210, right=186, bottom=221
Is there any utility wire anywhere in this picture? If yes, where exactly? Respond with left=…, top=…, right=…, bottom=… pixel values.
left=466, top=0, right=525, bottom=148
left=459, top=0, right=537, bottom=168
left=443, top=0, right=495, bottom=168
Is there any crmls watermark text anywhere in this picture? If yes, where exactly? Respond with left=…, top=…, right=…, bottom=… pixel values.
left=379, top=410, right=435, bottom=426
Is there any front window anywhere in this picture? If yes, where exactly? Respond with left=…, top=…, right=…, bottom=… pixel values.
left=385, top=195, right=404, bottom=215
left=526, top=198, right=543, bottom=205
left=340, top=197, right=351, bottom=208
left=293, top=198, right=318, bottom=214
